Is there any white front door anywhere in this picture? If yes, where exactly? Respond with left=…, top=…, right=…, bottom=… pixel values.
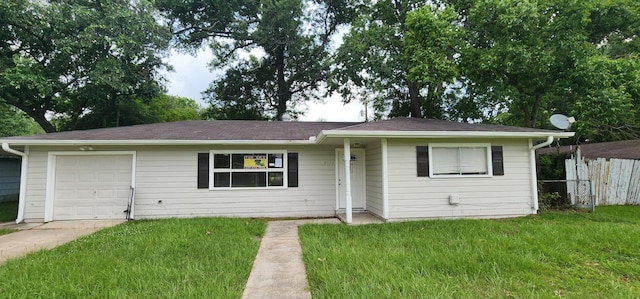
left=337, top=149, right=365, bottom=211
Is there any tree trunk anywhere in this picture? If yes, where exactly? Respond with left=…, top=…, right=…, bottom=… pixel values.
left=3, top=96, right=56, bottom=133
left=524, top=93, right=543, bottom=128
left=424, top=83, right=444, bottom=119
left=408, top=81, right=422, bottom=118
left=275, top=46, right=289, bottom=121
left=530, top=93, right=543, bottom=128
left=31, top=112, right=57, bottom=133
left=116, top=104, right=120, bottom=127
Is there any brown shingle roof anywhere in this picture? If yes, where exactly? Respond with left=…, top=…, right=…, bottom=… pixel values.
left=0, top=118, right=569, bottom=144
left=338, top=117, right=560, bottom=133
left=4, top=120, right=359, bottom=141
left=537, top=139, right=640, bottom=160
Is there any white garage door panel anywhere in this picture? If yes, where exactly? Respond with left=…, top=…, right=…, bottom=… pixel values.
left=54, top=155, right=132, bottom=220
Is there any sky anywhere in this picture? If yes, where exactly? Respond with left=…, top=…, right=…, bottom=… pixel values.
left=163, top=49, right=367, bottom=122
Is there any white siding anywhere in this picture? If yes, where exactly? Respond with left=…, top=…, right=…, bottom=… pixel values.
left=386, top=139, right=534, bottom=220
left=23, top=150, right=48, bottom=222
left=365, top=141, right=383, bottom=217
left=23, top=145, right=339, bottom=220
left=21, top=138, right=536, bottom=222
left=135, top=145, right=337, bottom=218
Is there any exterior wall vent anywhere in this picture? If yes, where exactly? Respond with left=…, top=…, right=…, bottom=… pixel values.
left=449, top=194, right=460, bottom=205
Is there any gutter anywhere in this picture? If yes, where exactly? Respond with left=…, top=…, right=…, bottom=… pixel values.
left=529, top=136, right=554, bottom=151
left=316, top=130, right=574, bottom=144
left=0, top=139, right=318, bottom=146
left=2, top=143, right=28, bottom=223
left=528, top=136, right=554, bottom=212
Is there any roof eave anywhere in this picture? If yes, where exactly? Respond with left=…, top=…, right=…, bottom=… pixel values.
left=316, top=130, right=575, bottom=143
left=0, top=139, right=317, bottom=146
left=1, top=130, right=575, bottom=146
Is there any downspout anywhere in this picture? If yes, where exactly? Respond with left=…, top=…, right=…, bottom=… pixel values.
left=2, top=143, right=28, bottom=223
left=528, top=136, right=554, bottom=212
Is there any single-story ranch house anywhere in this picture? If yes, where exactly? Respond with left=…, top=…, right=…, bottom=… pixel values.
left=0, top=118, right=573, bottom=224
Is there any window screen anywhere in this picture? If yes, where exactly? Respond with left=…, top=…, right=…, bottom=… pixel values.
left=431, top=146, right=490, bottom=176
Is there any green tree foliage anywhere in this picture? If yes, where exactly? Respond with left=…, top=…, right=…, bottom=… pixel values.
left=158, top=0, right=356, bottom=120
left=404, top=4, right=464, bottom=119
left=0, top=0, right=170, bottom=132
left=55, top=95, right=202, bottom=131
left=455, top=0, right=593, bottom=128
left=572, top=56, right=640, bottom=141
left=404, top=0, right=640, bottom=142
left=330, top=0, right=431, bottom=119
left=0, top=103, right=44, bottom=137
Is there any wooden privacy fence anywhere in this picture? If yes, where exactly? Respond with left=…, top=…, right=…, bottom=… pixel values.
left=566, top=157, right=640, bottom=205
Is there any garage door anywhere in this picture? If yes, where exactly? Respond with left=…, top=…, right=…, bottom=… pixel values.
left=53, top=155, right=132, bottom=220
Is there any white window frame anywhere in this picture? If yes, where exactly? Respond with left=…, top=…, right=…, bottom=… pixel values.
left=209, top=150, right=288, bottom=190
left=428, top=143, right=493, bottom=178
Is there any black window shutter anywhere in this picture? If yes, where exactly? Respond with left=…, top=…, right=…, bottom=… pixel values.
left=197, top=153, right=209, bottom=189
left=491, top=146, right=504, bottom=176
left=288, top=153, right=299, bottom=187
left=416, top=146, right=429, bottom=177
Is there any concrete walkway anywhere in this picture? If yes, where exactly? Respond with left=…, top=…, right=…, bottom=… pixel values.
left=0, top=220, right=125, bottom=264
left=242, top=219, right=339, bottom=299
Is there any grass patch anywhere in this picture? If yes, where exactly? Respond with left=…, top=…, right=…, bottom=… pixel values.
left=0, top=201, right=18, bottom=222
left=300, top=206, right=640, bottom=298
left=0, top=217, right=265, bottom=298
left=0, top=228, right=16, bottom=236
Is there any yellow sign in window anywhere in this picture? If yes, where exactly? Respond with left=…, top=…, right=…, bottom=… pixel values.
left=244, top=155, right=267, bottom=169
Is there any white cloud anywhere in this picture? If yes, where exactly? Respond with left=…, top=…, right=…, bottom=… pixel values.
left=163, top=49, right=219, bottom=105
left=300, top=95, right=366, bottom=122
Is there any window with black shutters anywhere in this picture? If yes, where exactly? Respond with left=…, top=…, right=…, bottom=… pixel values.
left=201, top=151, right=299, bottom=189
left=416, top=144, right=503, bottom=177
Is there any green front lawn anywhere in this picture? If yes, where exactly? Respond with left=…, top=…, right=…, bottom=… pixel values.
left=0, top=201, right=18, bottom=223
left=300, top=206, right=640, bottom=298
left=0, top=217, right=265, bottom=298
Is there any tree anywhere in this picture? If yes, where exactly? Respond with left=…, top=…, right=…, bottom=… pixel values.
left=443, top=0, right=640, bottom=136
left=395, top=0, right=640, bottom=143
left=330, top=0, right=458, bottom=119
left=200, top=60, right=270, bottom=120
left=569, top=0, right=640, bottom=141
left=157, top=0, right=356, bottom=120
left=451, top=0, right=589, bottom=127
left=0, top=0, right=170, bottom=132
left=0, top=103, right=44, bottom=137
left=571, top=53, right=640, bottom=142
left=404, top=4, right=464, bottom=119
left=55, top=94, right=202, bottom=131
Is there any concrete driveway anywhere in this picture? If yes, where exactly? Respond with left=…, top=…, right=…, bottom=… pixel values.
left=0, top=220, right=125, bottom=264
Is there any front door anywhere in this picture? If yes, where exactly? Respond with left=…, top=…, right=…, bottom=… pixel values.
left=337, top=149, right=365, bottom=211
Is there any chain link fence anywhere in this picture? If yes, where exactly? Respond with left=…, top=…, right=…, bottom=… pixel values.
left=540, top=179, right=594, bottom=211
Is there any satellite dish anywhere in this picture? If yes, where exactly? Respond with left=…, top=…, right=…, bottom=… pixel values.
left=550, top=114, right=575, bottom=130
